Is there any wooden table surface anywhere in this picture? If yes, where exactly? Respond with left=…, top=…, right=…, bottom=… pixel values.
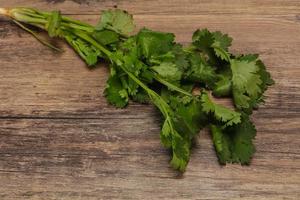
left=0, top=1, right=299, bottom=199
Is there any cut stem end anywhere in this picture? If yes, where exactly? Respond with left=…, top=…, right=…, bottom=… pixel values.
left=0, top=8, right=9, bottom=16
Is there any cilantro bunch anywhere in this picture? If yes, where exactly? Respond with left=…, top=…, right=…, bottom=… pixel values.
left=1, top=8, right=274, bottom=171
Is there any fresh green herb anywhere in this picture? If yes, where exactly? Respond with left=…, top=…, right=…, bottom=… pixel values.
left=0, top=7, right=274, bottom=172
left=210, top=114, right=256, bottom=165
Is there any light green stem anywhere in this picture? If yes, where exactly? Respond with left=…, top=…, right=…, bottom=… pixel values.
left=152, top=73, right=192, bottom=97
left=12, top=20, right=62, bottom=52
left=72, top=30, right=113, bottom=57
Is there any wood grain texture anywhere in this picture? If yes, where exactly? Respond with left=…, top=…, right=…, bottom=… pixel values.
left=2, top=0, right=300, bottom=15
left=0, top=0, right=299, bottom=199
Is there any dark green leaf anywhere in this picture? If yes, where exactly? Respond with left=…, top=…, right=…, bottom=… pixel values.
left=211, top=115, right=256, bottom=165
left=92, top=29, right=119, bottom=45
left=137, top=29, right=175, bottom=59
left=104, top=68, right=128, bottom=108
left=201, top=92, right=241, bottom=127
left=185, top=52, right=217, bottom=87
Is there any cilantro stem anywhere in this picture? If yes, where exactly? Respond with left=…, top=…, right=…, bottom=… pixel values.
left=6, top=8, right=95, bottom=34
left=61, top=16, right=93, bottom=28
left=62, top=22, right=94, bottom=33
left=152, top=73, right=193, bottom=97
left=13, top=9, right=47, bottom=19
left=12, top=20, right=62, bottom=52
left=72, top=30, right=113, bottom=58
left=41, top=10, right=94, bottom=29
left=9, top=8, right=47, bottom=24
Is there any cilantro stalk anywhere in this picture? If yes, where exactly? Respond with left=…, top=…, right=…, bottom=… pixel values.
left=1, top=8, right=94, bottom=51
left=152, top=73, right=193, bottom=97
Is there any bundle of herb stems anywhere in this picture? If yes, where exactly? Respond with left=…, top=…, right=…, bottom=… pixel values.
left=0, top=7, right=274, bottom=171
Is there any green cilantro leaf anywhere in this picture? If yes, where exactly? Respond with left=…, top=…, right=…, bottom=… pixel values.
left=201, top=92, right=241, bottom=127
left=92, top=29, right=119, bottom=45
left=211, top=114, right=256, bottom=165
left=212, top=68, right=232, bottom=97
left=65, top=33, right=101, bottom=66
left=210, top=125, right=232, bottom=164
left=231, top=57, right=262, bottom=110
left=149, top=91, right=192, bottom=172
left=185, top=52, right=217, bottom=87
left=137, top=29, right=175, bottom=59
left=212, top=31, right=232, bottom=51
left=192, top=29, right=232, bottom=63
left=171, top=96, right=208, bottom=138
left=96, top=9, right=135, bottom=36
left=241, top=56, right=274, bottom=111
left=211, top=31, right=232, bottom=61
left=160, top=95, right=207, bottom=171
left=104, top=67, right=128, bottom=108
left=229, top=116, right=256, bottom=164
left=131, top=89, right=150, bottom=104
left=152, top=62, right=183, bottom=83
left=212, top=75, right=232, bottom=97
left=192, top=29, right=214, bottom=52
left=169, top=130, right=191, bottom=171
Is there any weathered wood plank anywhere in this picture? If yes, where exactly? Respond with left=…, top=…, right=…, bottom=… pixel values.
left=1, top=0, right=300, bottom=15
left=0, top=118, right=299, bottom=200
left=0, top=1, right=299, bottom=199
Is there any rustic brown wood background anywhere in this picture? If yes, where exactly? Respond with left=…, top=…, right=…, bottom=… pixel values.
left=0, top=0, right=299, bottom=199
